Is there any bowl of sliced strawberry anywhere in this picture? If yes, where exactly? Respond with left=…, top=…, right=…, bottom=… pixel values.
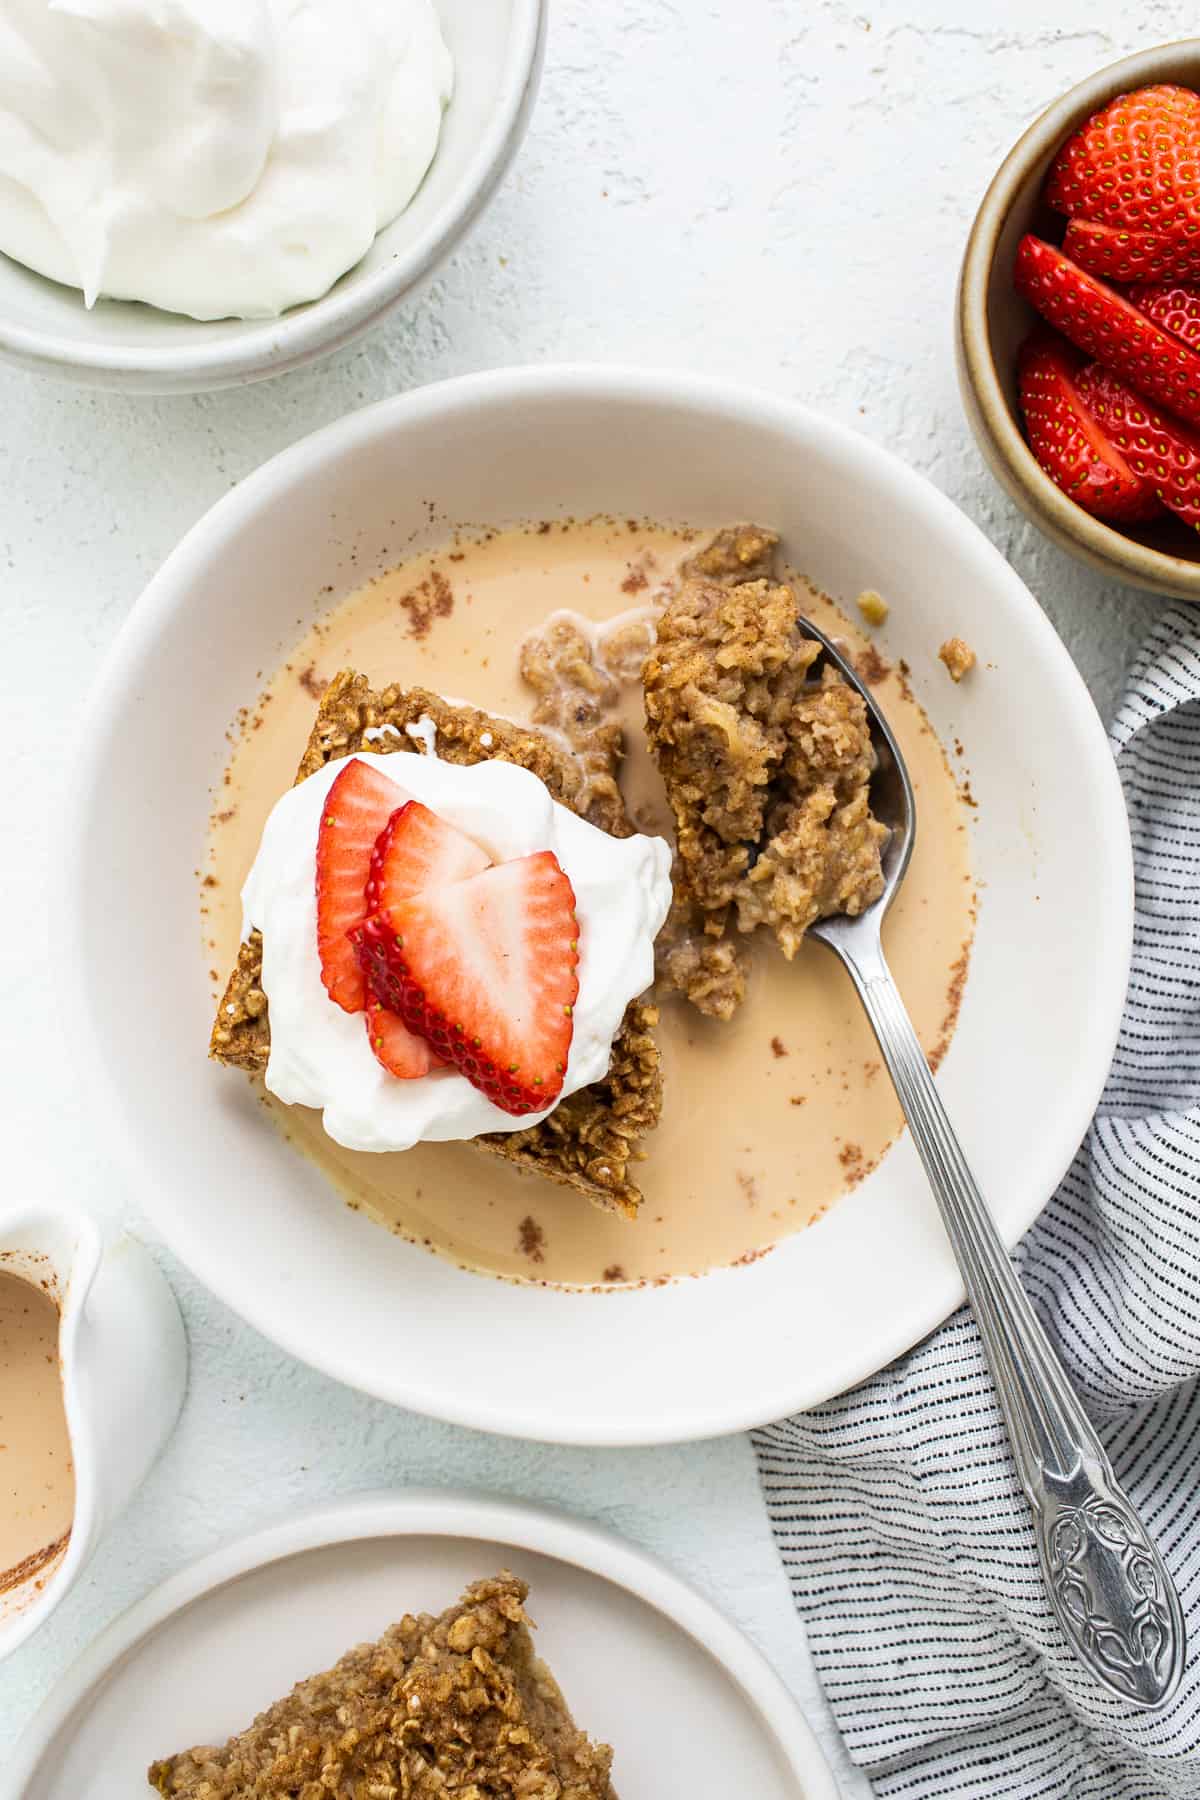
left=958, top=43, right=1200, bottom=600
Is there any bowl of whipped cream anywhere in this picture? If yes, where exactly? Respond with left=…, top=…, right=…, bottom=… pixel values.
left=0, top=0, right=544, bottom=391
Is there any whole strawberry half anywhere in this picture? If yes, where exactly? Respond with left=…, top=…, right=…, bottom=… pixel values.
left=1046, top=84, right=1200, bottom=237
left=1131, top=281, right=1200, bottom=350
left=1076, top=362, right=1200, bottom=530
left=315, top=758, right=405, bottom=1014
left=1017, top=330, right=1162, bottom=522
left=1014, top=235, right=1200, bottom=428
left=1064, top=219, right=1200, bottom=286
left=351, top=850, right=580, bottom=1116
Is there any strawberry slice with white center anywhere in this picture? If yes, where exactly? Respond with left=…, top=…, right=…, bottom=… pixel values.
left=315, top=758, right=406, bottom=1014
left=365, top=799, right=490, bottom=913
left=359, top=799, right=490, bottom=1079
left=351, top=851, right=580, bottom=1116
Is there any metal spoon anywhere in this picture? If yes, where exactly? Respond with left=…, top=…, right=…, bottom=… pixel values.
left=801, top=617, right=1185, bottom=1711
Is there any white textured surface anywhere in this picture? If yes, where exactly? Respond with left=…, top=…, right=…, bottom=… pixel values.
left=0, top=2, right=1186, bottom=1791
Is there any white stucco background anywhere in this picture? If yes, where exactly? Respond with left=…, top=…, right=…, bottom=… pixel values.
left=0, top=2, right=1189, bottom=1790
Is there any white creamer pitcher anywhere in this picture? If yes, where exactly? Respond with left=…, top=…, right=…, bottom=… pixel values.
left=0, top=1205, right=186, bottom=1661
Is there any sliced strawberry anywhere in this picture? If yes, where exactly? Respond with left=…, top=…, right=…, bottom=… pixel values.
left=351, top=852, right=580, bottom=1116
left=1131, top=282, right=1200, bottom=350
left=1014, top=235, right=1200, bottom=428
left=1017, top=330, right=1162, bottom=522
left=364, top=982, right=442, bottom=1079
left=365, top=800, right=490, bottom=915
left=315, top=758, right=405, bottom=1014
left=1046, top=84, right=1200, bottom=237
left=1064, top=219, right=1200, bottom=285
left=1076, top=363, right=1200, bottom=531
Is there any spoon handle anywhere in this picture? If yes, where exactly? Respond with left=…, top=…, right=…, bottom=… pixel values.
left=832, top=931, right=1185, bottom=1710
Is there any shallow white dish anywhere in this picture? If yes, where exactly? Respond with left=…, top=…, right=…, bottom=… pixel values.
left=7, top=1488, right=839, bottom=1799
left=64, top=366, right=1132, bottom=1443
left=0, top=0, right=544, bottom=392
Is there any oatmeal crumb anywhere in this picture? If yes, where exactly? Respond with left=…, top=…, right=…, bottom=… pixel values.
left=938, top=636, right=976, bottom=682
left=770, top=1036, right=788, bottom=1058
left=856, top=589, right=889, bottom=628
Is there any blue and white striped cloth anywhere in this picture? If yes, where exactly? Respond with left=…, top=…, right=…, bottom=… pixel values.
left=754, top=610, right=1200, bottom=1798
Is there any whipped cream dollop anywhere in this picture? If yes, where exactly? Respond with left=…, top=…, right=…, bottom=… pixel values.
left=0, top=0, right=452, bottom=320
left=241, top=749, right=673, bottom=1154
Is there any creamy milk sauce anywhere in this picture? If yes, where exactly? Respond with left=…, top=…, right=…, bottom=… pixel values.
left=205, top=521, right=975, bottom=1287
left=0, top=1269, right=73, bottom=1588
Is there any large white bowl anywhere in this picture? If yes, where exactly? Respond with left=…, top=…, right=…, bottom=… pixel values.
left=0, top=0, right=544, bottom=393
left=66, top=367, right=1133, bottom=1444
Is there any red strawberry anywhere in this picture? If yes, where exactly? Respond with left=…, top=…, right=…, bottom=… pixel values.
left=1014, top=235, right=1200, bottom=428
left=316, top=758, right=405, bottom=1013
left=1076, top=362, right=1200, bottom=530
left=365, top=800, right=489, bottom=914
left=1131, top=282, right=1200, bottom=350
left=1017, top=330, right=1162, bottom=522
left=1046, top=84, right=1200, bottom=236
left=1064, top=219, right=1200, bottom=285
left=364, top=982, right=442, bottom=1079
left=351, top=852, right=580, bottom=1116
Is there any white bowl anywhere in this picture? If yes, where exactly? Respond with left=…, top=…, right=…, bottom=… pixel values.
left=65, top=366, right=1132, bottom=1445
left=0, top=0, right=544, bottom=393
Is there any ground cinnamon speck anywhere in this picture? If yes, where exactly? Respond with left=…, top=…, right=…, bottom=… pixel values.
left=399, top=569, right=454, bottom=640
left=299, top=665, right=328, bottom=700
left=789, top=1094, right=807, bottom=1106
left=929, top=943, right=972, bottom=1073
left=601, top=1264, right=626, bottom=1283
left=856, top=644, right=889, bottom=687
left=770, top=1036, right=788, bottom=1058
left=620, top=565, right=649, bottom=595
left=518, top=1216, right=545, bottom=1264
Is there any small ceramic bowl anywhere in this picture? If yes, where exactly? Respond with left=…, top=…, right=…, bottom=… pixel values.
left=0, top=0, right=544, bottom=394
left=0, top=1206, right=186, bottom=1662
left=957, top=40, right=1200, bottom=602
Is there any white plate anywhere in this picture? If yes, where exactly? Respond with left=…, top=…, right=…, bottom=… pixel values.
left=7, top=1489, right=839, bottom=1800
left=63, top=366, right=1132, bottom=1443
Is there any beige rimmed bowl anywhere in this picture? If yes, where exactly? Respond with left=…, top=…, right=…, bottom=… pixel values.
left=957, top=39, right=1200, bottom=602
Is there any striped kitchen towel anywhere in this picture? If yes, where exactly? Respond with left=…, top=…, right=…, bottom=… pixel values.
left=754, top=608, right=1200, bottom=1799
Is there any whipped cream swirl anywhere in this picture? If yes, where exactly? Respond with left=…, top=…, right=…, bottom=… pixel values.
left=240, top=749, right=673, bottom=1154
left=0, top=0, right=453, bottom=319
